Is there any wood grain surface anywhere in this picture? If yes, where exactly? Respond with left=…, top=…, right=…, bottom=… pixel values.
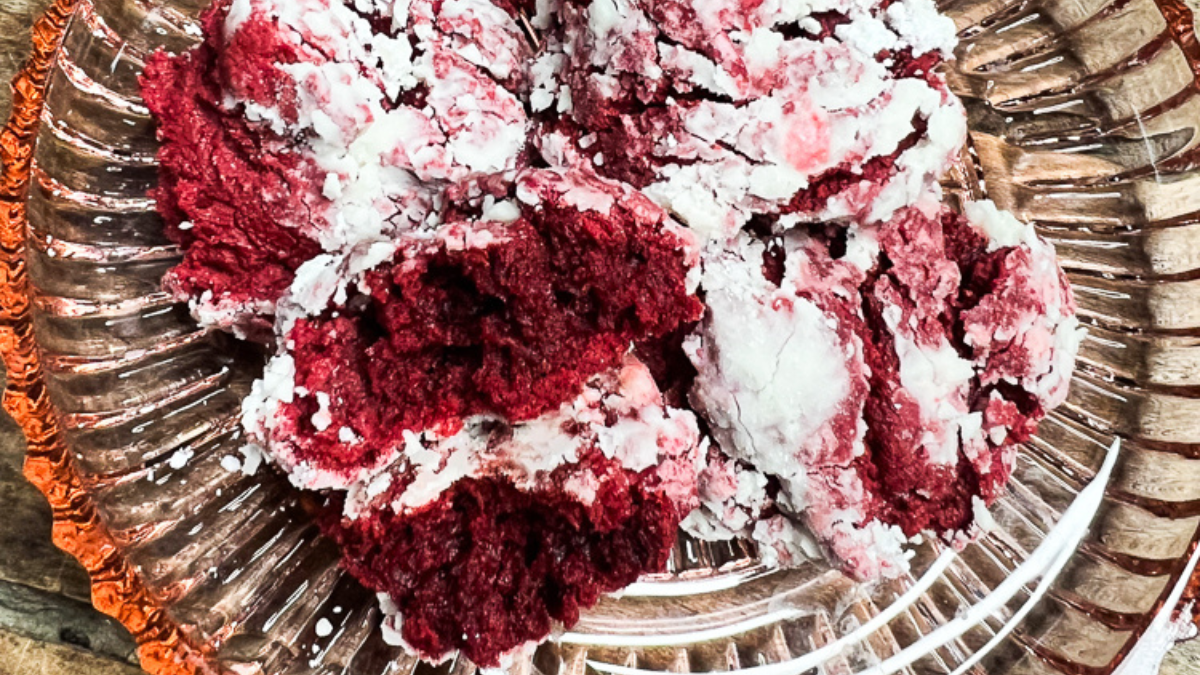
left=0, top=1, right=1196, bottom=674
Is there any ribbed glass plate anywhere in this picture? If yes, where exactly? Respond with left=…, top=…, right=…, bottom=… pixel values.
left=10, top=0, right=1200, bottom=672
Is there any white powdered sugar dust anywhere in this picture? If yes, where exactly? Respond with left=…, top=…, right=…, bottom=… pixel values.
left=538, top=0, right=966, bottom=241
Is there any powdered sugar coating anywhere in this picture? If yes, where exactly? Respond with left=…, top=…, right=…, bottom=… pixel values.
left=536, top=0, right=966, bottom=241
left=223, top=0, right=531, bottom=247
left=684, top=234, right=865, bottom=507
left=680, top=447, right=823, bottom=567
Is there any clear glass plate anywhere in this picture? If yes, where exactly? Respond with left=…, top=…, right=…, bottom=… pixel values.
left=4, top=0, right=1200, bottom=672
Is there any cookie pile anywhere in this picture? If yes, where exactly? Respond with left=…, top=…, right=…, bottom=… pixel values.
left=141, top=0, right=1081, bottom=665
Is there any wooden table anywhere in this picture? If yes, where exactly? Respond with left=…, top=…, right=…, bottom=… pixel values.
left=0, top=405, right=141, bottom=675
left=0, top=2, right=1197, bottom=673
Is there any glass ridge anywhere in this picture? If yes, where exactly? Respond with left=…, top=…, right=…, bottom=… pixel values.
left=2, top=0, right=1199, bottom=672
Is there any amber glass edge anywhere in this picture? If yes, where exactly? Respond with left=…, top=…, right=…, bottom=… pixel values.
left=0, top=3, right=211, bottom=673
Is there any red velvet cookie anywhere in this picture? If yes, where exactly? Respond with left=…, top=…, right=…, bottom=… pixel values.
left=322, top=357, right=701, bottom=666
left=684, top=199, right=1080, bottom=579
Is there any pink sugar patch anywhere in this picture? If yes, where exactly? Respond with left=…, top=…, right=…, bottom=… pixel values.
left=784, top=100, right=831, bottom=173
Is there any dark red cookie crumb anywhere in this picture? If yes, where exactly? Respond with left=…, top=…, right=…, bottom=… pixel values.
left=634, top=326, right=699, bottom=410
left=322, top=449, right=679, bottom=666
